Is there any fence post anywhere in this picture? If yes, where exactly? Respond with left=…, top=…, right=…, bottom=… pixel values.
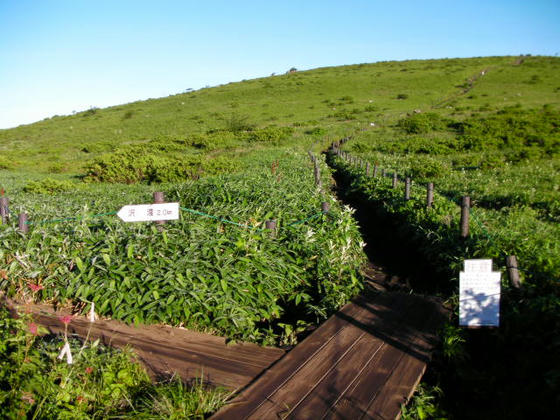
left=506, top=256, right=521, bottom=288
left=314, top=163, right=321, bottom=187
left=0, top=196, right=8, bottom=224
left=153, top=192, right=165, bottom=231
left=381, top=168, right=386, bottom=178
left=460, top=196, right=470, bottom=238
left=18, top=213, right=28, bottom=233
left=426, top=183, right=434, bottom=208
left=405, top=177, right=411, bottom=200
left=366, top=162, right=370, bottom=176
left=265, top=220, right=277, bottom=237
left=392, top=172, right=398, bottom=188
left=373, top=165, right=378, bottom=177
left=321, top=202, right=330, bottom=213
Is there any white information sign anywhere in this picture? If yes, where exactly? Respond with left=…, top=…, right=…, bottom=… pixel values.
left=117, top=203, right=180, bottom=223
left=459, top=259, right=500, bottom=327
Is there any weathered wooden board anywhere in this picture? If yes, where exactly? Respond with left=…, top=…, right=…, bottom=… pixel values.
left=8, top=301, right=285, bottom=391
left=212, top=292, right=448, bottom=420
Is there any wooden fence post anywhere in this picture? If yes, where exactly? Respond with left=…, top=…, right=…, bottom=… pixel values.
left=18, top=213, right=28, bottom=233
left=426, top=183, right=434, bottom=208
left=373, top=165, right=378, bottom=177
left=460, top=196, right=470, bottom=238
left=0, top=196, right=8, bottom=224
left=314, top=163, right=321, bottom=187
left=405, top=177, right=411, bottom=200
left=265, top=220, right=277, bottom=237
left=392, top=172, right=398, bottom=188
left=506, top=255, right=521, bottom=288
left=366, top=162, right=370, bottom=176
left=321, top=202, right=330, bottom=213
left=153, top=192, right=165, bottom=231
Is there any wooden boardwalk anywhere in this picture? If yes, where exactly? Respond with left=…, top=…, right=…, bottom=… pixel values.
left=8, top=300, right=285, bottom=390
left=212, top=291, right=448, bottom=420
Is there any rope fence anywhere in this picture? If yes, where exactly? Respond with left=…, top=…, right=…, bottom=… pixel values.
left=329, top=136, right=550, bottom=288
left=0, top=203, right=330, bottom=234
left=0, top=153, right=333, bottom=236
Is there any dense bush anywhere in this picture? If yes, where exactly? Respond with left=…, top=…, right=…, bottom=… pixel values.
left=450, top=105, right=560, bottom=157
left=243, top=126, right=293, bottom=143
left=23, top=178, right=76, bottom=194
left=84, top=147, right=238, bottom=184
left=397, top=112, right=446, bottom=134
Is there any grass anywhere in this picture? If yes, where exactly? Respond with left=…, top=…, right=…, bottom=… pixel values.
left=0, top=306, right=228, bottom=419
left=1, top=54, right=559, bottom=418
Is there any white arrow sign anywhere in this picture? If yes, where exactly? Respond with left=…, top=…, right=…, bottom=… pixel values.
left=117, top=202, right=180, bottom=222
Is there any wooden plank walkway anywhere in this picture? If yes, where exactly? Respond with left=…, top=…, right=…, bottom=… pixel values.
left=212, top=291, right=448, bottom=420
left=7, top=300, right=285, bottom=391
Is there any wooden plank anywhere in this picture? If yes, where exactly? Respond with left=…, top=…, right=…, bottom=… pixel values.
left=8, top=301, right=285, bottom=390
left=363, top=301, right=448, bottom=419
left=24, top=303, right=283, bottom=367
left=247, top=324, right=375, bottom=419
left=324, top=298, right=447, bottom=420
left=211, top=294, right=391, bottom=419
left=286, top=295, right=427, bottom=419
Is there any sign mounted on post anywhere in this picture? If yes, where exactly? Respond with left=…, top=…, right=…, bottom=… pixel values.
left=459, top=259, right=501, bottom=327
left=117, top=203, right=180, bottom=223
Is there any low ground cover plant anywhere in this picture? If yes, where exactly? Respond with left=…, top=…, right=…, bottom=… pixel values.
left=0, top=306, right=227, bottom=419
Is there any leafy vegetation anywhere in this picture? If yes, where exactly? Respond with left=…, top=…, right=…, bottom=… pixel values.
left=1, top=54, right=559, bottom=417
left=0, top=306, right=227, bottom=419
left=330, top=84, right=559, bottom=416
left=1, top=151, right=365, bottom=345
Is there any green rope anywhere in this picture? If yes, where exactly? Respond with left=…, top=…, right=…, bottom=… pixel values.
left=23, top=206, right=326, bottom=231
left=286, top=211, right=325, bottom=227
left=25, top=211, right=117, bottom=225
left=179, top=206, right=264, bottom=230
left=470, top=209, right=496, bottom=243
left=180, top=207, right=327, bottom=230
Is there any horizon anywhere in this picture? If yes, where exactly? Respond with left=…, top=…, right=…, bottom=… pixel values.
left=1, top=0, right=559, bottom=129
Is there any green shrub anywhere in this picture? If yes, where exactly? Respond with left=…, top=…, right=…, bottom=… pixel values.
left=47, top=163, right=66, bottom=174
left=122, top=110, right=134, bottom=120
left=397, top=113, right=446, bottom=134
left=225, top=113, right=254, bottom=132
left=244, top=126, right=294, bottom=143
left=0, top=156, right=15, bottom=170
left=23, top=178, right=75, bottom=194
left=406, top=156, right=450, bottom=179
left=84, top=145, right=239, bottom=184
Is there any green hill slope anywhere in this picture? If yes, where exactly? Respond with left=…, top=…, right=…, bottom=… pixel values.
left=2, top=55, right=558, bottom=174
left=1, top=55, right=559, bottom=418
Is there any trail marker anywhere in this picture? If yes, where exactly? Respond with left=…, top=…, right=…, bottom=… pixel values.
left=117, top=203, right=179, bottom=223
left=459, top=259, right=500, bottom=327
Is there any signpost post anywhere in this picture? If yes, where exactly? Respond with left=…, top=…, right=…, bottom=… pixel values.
left=117, top=203, right=180, bottom=223
left=459, top=259, right=501, bottom=327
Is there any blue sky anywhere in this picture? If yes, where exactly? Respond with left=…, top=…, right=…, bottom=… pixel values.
left=1, top=0, right=558, bottom=129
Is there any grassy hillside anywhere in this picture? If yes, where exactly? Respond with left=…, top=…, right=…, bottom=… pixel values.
left=2, top=55, right=558, bottom=175
left=1, top=55, right=559, bottom=418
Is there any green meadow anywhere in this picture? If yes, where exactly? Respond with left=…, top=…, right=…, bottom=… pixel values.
left=1, top=55, right=559, bottom=418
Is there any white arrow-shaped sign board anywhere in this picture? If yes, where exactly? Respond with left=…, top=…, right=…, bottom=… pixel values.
left=117, top=202, right=180, bottom=222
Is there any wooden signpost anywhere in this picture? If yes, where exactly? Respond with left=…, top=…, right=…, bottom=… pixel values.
left=117, top=203, right=180, bottom=223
